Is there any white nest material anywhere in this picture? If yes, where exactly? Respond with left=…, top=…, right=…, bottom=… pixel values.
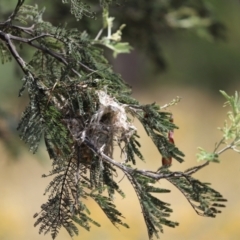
left=90, top=90, right=136, bottom=142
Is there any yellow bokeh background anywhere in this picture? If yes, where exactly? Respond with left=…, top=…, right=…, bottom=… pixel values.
left=0, top=86, right=240, bottom=240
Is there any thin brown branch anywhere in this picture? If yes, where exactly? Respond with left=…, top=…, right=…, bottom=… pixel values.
left=78, top=61, right=96, bottom=72
left=2, top=0, right=25, bottom=25
left=6, top=33, right=68, bottom=64
left=0, top=30, right=82, bottom=78
left=185, top=139, right=237, bottom=176
left=83, top=137, right=192, bottom=181
left=11, top=24, right=35, bottom=34
left=0, top=30, right=30, bottom=76
left=184, top=162, right=209, bottom=176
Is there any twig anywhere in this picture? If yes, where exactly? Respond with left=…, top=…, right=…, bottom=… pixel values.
left=7, top=33, right=68, bottom=63
left=11, top=24, right=35, bottom=35
left=78, top=61, right=96, bottom=72
left=0, top=30, right=31, bottom=76
left=184, top=139, right=238, bottom=176
left=95, top=28, right=103, bottom=40
left=0, top=30, right=82, bottom=78
left=0, top=23, right=35, bottom=36
left=184, top=161, right=209, bottom=176
left=2, top=0, right=25, bottom=25
left=217, top=143, right=234, bottom=155
left=83, top=137, right=193, bottom=181
left=213, top=138, right=225, bottom=153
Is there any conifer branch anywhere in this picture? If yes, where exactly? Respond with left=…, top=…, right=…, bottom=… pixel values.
left=0, top=29, right=83, bottom=77
left=0, top=1, right=233, bottom=240
left=83, top=136, right=189, bottom=181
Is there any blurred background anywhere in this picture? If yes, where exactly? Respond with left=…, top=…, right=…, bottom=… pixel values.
left=0, top=0, right=240, bottom=239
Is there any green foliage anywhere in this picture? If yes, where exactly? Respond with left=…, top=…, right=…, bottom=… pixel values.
left=127, top=173, right=178, bottom=239
left=197, top=148, right=219, bottom=163
left=93, top=9, right=132, bottom=58
left=125, top=133, right=144, bottom=164
left=0, top=41, right=12, bottom=63
left=137, top=103, right=184, bottom=163
left=220, top=91, right=240, bottom=142
left=62, top=0, right=95, bottom=20
left=91, top=193, right=129, bottom=228
left=15, top=3, right=43, bottom=24
left=168, top=172, right=226, bottom=217
left=17, top=85, right=45, bottom=153
left=197, top=91, right=240, bottom=163
left=0, top=1, right=236, bottom=240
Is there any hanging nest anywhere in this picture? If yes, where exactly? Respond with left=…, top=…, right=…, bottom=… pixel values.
left=62, top=89, right=136, bottom=163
